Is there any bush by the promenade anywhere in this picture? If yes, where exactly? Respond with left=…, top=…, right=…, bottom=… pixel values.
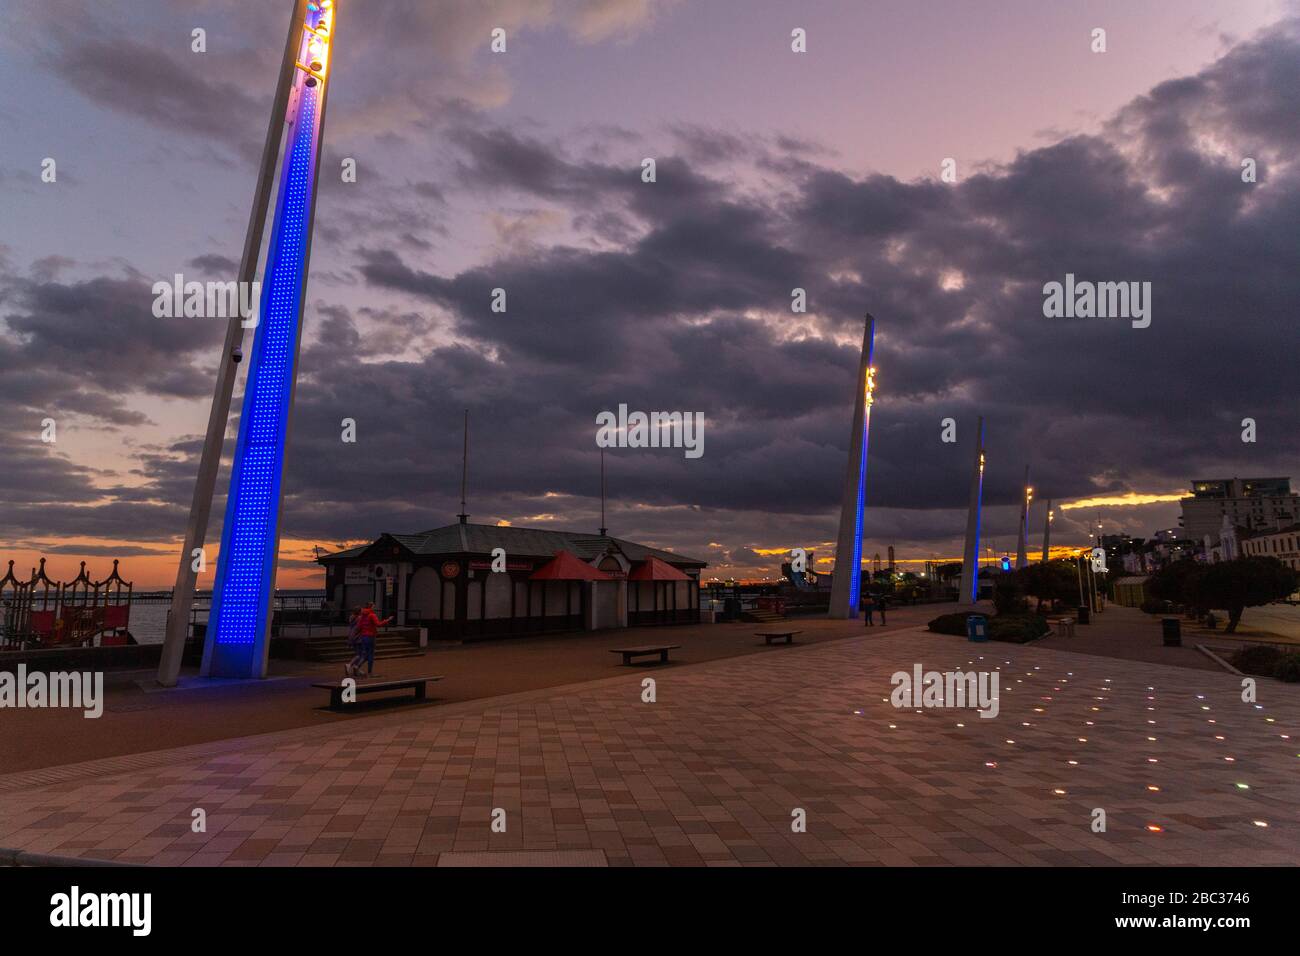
left=926, top=612, right=1049, bottom=643
left=989, top=614, right=1050, bottom=643
left=1272, top=652, right=1300, bottom=683
left=1231, top=644, right=1281, bottom=676
left=1230, top=644, right=1300, bottom=681
left=927, top=612, right=968, bottom=636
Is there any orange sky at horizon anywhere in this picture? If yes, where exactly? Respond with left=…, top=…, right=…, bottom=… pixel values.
left=1, top=534, right=1101, bottom=592
left=1, top=538, right=343, bottom=591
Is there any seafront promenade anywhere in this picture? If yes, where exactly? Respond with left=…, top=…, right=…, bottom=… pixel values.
left=1, top=619, right=1295, bottom=867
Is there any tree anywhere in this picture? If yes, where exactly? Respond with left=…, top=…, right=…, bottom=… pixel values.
left=934, top=562, right=963, bottom=581
left=1015, top=560, right=1081, bottom=610
left=993, top=573, right=1028, bottom=615
left=1146, top=559, right=1206, bottom=611
left=1193, top=557, right=1299, bottom=633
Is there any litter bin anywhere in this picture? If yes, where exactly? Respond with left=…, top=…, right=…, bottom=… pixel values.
left=1162, top=617, right=1181, bottom=647
left=1076, top=604, right=1091, bottom=625
left=966, top=613, right=989, bottom=642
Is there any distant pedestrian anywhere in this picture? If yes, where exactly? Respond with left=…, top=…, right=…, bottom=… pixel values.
left=877, top=595, right=888, bottom=625
left=862, top=594, right=875, bottom=626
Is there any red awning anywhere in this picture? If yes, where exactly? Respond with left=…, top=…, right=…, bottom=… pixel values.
left=529, top=550, right=614, bottom=581
left=627, top=556, right=690, bottom=581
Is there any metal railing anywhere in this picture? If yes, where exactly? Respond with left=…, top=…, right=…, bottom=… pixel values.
left=174, top=601, right=419, bottom=641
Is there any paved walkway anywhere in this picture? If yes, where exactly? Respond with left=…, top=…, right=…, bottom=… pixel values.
left=1035, top=605, right=1225, bottom=670
left=0, top=626, right=1295, bottom=866
left=1, top=610, right=936, bottom=773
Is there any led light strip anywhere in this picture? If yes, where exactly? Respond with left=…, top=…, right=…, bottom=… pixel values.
left=203, top=1, right=335, bottom=677
left=847, top=339, right=875, bottom=614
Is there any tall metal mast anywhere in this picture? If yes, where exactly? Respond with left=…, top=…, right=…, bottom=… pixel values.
left=157, top=0, right=314, bottom=686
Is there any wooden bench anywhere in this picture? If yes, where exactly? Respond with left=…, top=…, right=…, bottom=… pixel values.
left=312, top=675, right=443, bottom=709
left=1049, top=617, right=1075, bottom=639
left=609, top=645, right=680, bottom=666
left=755, top=630, right=802, bottom=645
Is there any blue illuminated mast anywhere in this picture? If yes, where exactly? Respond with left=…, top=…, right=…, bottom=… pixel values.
left=201, top=0, right=338, bottom=678
left=829, top=315, right=876, bottom=619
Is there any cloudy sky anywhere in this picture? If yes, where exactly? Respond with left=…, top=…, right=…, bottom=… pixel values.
left=2, top=0, right=1298, bottom=587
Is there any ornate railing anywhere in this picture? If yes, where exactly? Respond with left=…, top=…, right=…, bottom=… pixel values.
left=0, top=558, right=133, bottom=649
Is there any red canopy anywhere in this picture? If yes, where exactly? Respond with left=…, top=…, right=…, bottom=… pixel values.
left=627, top=556, right=689, bottom=581
left=529, top=550, right=614, bottom=581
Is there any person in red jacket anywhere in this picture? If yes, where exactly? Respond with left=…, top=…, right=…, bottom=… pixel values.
left=347, top=602, right=391, bottom=678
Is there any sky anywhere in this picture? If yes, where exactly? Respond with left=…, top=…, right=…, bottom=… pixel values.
left=1, top=0, right=1298, bottom=587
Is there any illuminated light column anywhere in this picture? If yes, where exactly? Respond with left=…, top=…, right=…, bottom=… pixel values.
left=201, top=0, right=339, bottom=679
left=829, top=315, right=876, bottom=619
left=157, top=0, right=311, bottom=687
left=959, top=417, right=985, bottom=604
left=1041, top=499, right=1053, bottom=564
left=1015, top=466, right=1031, bottom=569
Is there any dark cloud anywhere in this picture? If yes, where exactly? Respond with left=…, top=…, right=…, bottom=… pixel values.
left=5, top=16, right=1299, bottom=579
left=47, top=37, right=268, bottom=159
left=334, top=19, right=1300, bottom=563
left=0, top=274, right=224, bottom=417
left=188, top=254, right=240, bottom=274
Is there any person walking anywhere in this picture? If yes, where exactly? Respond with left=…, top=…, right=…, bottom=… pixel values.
left=862, top=593, right=875, bottom=626
left=351, top=601, right=392, bottom=678
left=877, top=594, right=888, bottom=625
left=344, top=607, right=364, bottom=678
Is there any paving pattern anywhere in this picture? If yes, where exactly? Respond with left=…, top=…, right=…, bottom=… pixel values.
left=0, top=626, right=1295, bottom=866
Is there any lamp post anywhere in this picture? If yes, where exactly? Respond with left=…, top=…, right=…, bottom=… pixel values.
left=958, top=417, right=985, bottom=605
left=1015, top=467, right=1031, bottom=569
left=1041, top=500, right=1053, bottom=564
left=1075, top=552, right=1085, bottom=608
left=829, top=315, right=876, bottom=619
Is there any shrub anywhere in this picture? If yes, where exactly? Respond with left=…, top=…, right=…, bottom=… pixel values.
left=1231, top=645, right=1283, bottom=676
left=989, top=614, right=1050, bottom=643
left=927, top=611, right=1049, bottom=642
left=1140, top=598, right=1172, bottom=615
left=1272, top=653, right=1300, bottom=683
left=927, top=612, right=970, bottom=636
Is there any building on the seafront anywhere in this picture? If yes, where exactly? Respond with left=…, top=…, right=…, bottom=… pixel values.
left=1111, top=575, right=1149, bottom=608
left=317, top=522, right=707, bottom=639
left=1238, top=524, right=1300, bottom=572
left=1179, top=477, right=1300, bottom=544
